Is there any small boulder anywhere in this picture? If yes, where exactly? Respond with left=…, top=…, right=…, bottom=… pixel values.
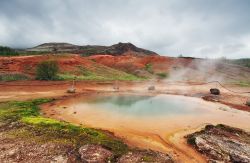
left=148, top=86, right=155, bottom=91
left=113, top=85, right=119, bottom=91
left=134, top=70, right=153, bottom=78
left=246, top=99, right=250, bottom=106
left=67, top=87, right=76, bottom=93
left=78, top=144, right=113, bottom=162
left=210, top=88, right=220, bottom=95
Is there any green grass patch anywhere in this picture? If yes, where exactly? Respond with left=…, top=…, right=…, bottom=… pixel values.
left=0, top=73, right=29, bottom=81
left=0, top=98, right=128, bottom=157
left=59, top=65, right=145, bottom=81
left=231, top=81, right=250, bottom=87
left=59, top=73, right=143, bottom=81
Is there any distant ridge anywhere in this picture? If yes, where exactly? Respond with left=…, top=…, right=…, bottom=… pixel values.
left=26, top=42, right=158, bottom=56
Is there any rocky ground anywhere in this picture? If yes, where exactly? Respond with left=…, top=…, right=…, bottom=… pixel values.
left=0, top=132, right=174, bottom=163
left=186, top=124, right=250, bottom=163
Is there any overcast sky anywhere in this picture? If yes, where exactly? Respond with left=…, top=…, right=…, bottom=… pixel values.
left=0, top=0, right=250, bottom=58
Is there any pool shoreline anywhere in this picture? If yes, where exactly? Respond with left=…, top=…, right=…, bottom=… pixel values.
left=41, top=92, right=250, bottom=162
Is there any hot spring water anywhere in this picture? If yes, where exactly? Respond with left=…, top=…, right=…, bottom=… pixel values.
left=74, top=95, right=206, bottom=117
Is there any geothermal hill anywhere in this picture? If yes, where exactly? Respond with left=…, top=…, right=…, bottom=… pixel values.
left=26, top=42, right=158, bottom=56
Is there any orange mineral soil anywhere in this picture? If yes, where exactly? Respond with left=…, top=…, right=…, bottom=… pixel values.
left=42, top=93, right=250, bottom=163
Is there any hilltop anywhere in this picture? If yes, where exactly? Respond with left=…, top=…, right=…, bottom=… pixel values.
left=26, top=42, right=158, bottom=56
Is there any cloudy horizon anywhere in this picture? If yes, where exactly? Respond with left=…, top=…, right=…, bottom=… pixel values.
left=0, top=0, right=250, bottom=58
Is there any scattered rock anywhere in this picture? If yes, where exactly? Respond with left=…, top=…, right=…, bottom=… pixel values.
left=118, top=150, right=174, bottom=163
left=0, top=136, right=76, bottom=163
left=210, top=88, right=220, bottom=95
left=148, top=86, right=155, bottom=91
left=246, top=99, right=250, bottom=106
left=186, top=124, right=250, bottom=163
left=134, top=70, right=153, bottom=78
left=78, top=144, right=113, bottom=162
left=113, top=85, right=119, bottom=91
left=202, top=95, right=220, bottom=102
left=67, top=87, right=76, bottom=93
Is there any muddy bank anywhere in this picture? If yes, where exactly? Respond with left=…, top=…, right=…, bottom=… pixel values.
left=186, top=124, right=250, bottom=162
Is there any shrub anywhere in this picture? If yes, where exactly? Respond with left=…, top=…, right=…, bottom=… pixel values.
left=156, top=72, right=168, bottom=79
left=36, top=60, right=59, bottom=80
left=145, top=63, right=153, bottom=73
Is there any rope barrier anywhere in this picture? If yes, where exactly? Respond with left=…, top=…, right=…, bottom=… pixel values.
left=162, top=81, right=250, bottom=94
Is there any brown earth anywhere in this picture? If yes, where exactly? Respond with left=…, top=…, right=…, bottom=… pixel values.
left=1, top=54, right=250, bottom=82
left=0, top=55, right=99, bottom=76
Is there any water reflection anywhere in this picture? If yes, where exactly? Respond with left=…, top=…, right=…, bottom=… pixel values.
left=77, top=95, right=205, bottom=116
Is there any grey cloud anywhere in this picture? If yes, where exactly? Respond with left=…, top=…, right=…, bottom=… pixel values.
left=0, top=0, right=250, bottom=58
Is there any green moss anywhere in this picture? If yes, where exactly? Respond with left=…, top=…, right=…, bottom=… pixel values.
left=0, top=98, right=128, bottom=157
left=142, top=155, right=154, bottom=162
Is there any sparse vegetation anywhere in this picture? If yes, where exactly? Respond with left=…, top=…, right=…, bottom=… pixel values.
left=0, top=73, right=29, bottom=81
left=58, top=72, right=143, bottom=81
left=58, top=65, right=144, bottom=81
left=36, top=61, right=59, bottom=80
